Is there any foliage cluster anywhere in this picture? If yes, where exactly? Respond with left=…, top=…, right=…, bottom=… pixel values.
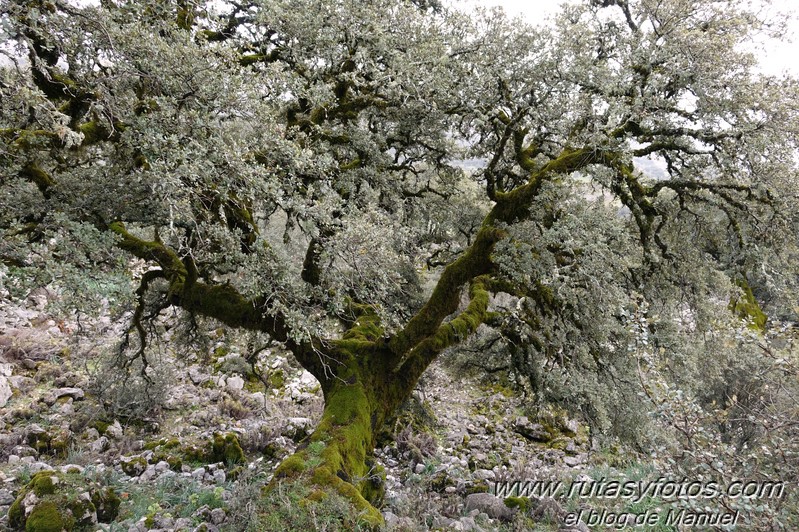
left=2, top=0, right=799, bottom=526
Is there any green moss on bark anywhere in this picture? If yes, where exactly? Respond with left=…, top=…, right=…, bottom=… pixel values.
left=270, top=369, right=386, bottom=528
left=730, top=277, right=767, bottom=332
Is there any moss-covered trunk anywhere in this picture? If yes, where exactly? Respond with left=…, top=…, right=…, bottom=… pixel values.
left=269, top=343, right=403, bottom=528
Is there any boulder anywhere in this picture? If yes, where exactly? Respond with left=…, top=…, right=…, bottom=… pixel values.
left=0, top=376, right=11, bottom=408
left=8, top=470, right=120, bottom=530
left=464, top=492, right=516, bottom=522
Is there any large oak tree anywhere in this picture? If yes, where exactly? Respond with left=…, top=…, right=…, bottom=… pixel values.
left=2, top=0, right=798, bottom=525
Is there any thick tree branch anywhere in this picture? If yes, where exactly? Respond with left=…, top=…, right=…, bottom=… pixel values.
left=108, top=222, right=315, bottom=361
left=387, top=227, right=502, bottom=358
left=390, top=276, right=491, bottom=395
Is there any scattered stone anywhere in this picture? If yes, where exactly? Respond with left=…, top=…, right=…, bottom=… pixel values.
left=514, top=417, right=552, bottom=442
left=530, top=497, right=565, bottom=521
left=563, top=454, right=587, bottom=467
left=473, top=469, right=495, bottom=481
left=105, top=420, right=123, bottom=440
left=226, top=376, right=245, bottom=391
left=8, top=375, right=36, bottom=393
left=0, top=376, right=12, bottom=408
left=60, top=465, right=84, bottom=475
left=121, top=456, right=147, bottom=477
left=282, top=417, right=313, bottom=442
left=564, top=419, right=580, bottom=436
left=139, top=466, right=156, bottom=482
left=464, top=493, right=516, bottom=522
left=210, top=507, right=226, bottom=525
left=58, top=400, right=74, bottom=415
left=433, top=516, right=456, bottom=529
left=298, top=371, right=317, bottom=389
left=0, top=306, right=602, bottom=532
left=458, top=516, right=484, bottom=532
left=153, top=515, right=175, bottom=529
left=249, top=391, right=266, bottom=408
left=0, top=488, right=14, bottom=505
left=188, top=366, right=210, bottom=385
left=42, top=387, right=84, bottom=406
left=174, top=517, right=194, bottom=530
left=91, top=436, right=110, bottom=453
left=53, top=387, right=85, bottom=401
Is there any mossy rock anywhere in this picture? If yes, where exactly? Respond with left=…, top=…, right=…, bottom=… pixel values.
left=90, top=420, right=110, bottom=435
left=48, top=433, right=70, bottom=457
left=504, top=496, right=532, bottom=512
left=9, top=407, right=36, bottom=421
left=227, top=465, right=245, bottom=481
left=152, top=451, right=183, bottom=471
left=548, top=436, right=571, bottom=451
left=535, top=405, right=571, bottom=434
left=359, top=459, right=385, bottom=507
left=263, top=441, right=288, bottom=461
left=464, top=479, right=490, bottom=495
left=25, top=500, right=70, bottom=532
left=211, top=432, right=246, bottom=466
left=26, top=428, right=71, bottom=458
left=267, top=369, right=285, bottom=389
left=91, top=487, right=121, bottom=522
left=182, top=443, right=210, bottom=464
left=256, top=479, right=378, bottom=531
left=121, top=456, right=147, bottom=477
left=31, top=473, right=58, bottom=497
left=481, top=382, right=516, bottom=398
left=26, top=429, right=52, bottom=455
left=143, top=437, right=182, bottom=451
left=141, top=434, right=246, bottom=470
left=429, top=471, right=455, bottom=493
left=213, top=345, right=230, bottom=359
left=9, top=471, right=120, bottom=531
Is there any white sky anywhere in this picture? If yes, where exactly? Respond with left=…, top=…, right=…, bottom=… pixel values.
left=455, top=0, right=799, bottom=77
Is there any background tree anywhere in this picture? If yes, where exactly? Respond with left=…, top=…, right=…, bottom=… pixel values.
left=2, top=0, right=798, bottom=525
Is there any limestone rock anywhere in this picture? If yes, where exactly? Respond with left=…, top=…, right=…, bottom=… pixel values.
left=514, top=416, right=552, bottom=442
left=226, top=376, right=245, bottom=391
left=0, top=376, right=11, bottom=408
left=464, top=492, right=516, bottom=522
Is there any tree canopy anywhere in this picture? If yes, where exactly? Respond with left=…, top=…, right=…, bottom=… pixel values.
left=2, top=0, right=799, bottom=526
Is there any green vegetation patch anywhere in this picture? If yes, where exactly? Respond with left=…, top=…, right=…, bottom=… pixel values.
left=8, top=471, right=120, bottom=531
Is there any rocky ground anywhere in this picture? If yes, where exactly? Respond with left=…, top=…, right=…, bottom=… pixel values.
left=0, top=291, right=612, bottom=531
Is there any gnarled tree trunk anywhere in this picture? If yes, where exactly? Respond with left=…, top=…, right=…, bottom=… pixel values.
left=270, top=348, right=392, bottom=526
left=267, top=273, right=497, bottom=527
